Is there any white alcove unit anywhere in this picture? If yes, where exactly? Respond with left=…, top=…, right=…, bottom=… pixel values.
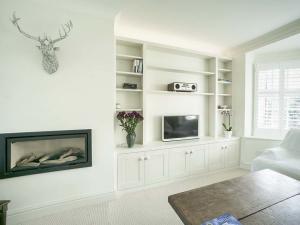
left=114, top=37, right=239, bottom=191
left=116, top=137, right=240, bottom=190
left=217, top=58, right=233, bottom=137
left=115, top=39, right=144, bottom=145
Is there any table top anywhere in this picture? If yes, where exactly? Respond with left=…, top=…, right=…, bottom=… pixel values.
left=241, top=194, right=300, bottom=225
left=168, top=170, right=300, bottom=225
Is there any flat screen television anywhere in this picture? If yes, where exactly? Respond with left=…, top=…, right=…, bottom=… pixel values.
left=162, top=115, right=199, bottom=141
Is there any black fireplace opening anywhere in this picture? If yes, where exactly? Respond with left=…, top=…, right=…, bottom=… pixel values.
left=0, top=129, right=92, bottom=179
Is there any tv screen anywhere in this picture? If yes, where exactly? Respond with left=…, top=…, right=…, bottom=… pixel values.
left=162, top=115, right=199, bottom=141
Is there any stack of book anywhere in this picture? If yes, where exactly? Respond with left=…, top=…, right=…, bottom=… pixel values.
left=201, top=213, right=241, bottom=225
left=132, top=59, right=143, bottom=73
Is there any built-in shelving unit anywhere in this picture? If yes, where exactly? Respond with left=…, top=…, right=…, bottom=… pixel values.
left=148, top=90, right=214, bottom=96
left=116, top=88, right=143, bottom=92
left=116, top=108, right=143, bottom=112
left=147, top=65, right=215, bottom=76
left=115, top=37, right=234, bottom=146
left=217, top=58, right=232, bottom=136
left=218, top=68, right=232, bottom=73
left=115, top=39, right=144, bottom=145
left=217, top=108, right=232, bottom=111
left=218, top=80, right=232, bottom=84
left=116, top=71, right=143, bottom=77
left=116, top=54, right=143, bottom=60
left=217, top=93, right=232, bottom=96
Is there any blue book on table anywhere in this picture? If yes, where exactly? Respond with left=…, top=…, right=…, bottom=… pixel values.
left=201, top=213, right=242, bottom=225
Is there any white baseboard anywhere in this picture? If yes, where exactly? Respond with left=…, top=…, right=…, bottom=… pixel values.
left=7, top=192, right=116, bottom=225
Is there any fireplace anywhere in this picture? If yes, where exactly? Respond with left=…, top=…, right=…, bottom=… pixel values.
left=0, top=129, right=92, bottom=179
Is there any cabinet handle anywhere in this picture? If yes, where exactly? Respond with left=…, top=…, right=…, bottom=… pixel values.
left=144, top=156, right=149, bottom=160
left=185, top=151, right=189, bottom=155
left=138, top=157, right=143, bottom=161
left=190, top=151, right=193, bottom=154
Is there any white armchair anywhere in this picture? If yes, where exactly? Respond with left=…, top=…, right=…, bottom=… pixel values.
left=251, top=129, right=300, bottom=180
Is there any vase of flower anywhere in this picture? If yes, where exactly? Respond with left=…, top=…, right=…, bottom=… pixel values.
left=221, top=110, right=233, bottom=139
left=116, top=111, right=144, bottom=148
left=224, top=130, right=232, bottom=138
left=126, top=133, right=136, bottom=148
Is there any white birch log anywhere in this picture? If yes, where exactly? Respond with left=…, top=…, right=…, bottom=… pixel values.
left=16, top=153, right=42, bottom=166
left=41, top=156, right=78, bottom=165
left=17, top=162, right=40, bottom=167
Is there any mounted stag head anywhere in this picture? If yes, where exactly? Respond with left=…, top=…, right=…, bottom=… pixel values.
left=10, top=12, right=73, bottom=74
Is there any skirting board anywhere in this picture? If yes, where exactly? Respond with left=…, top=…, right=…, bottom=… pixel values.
left=7, top=191, right=116, bottom=225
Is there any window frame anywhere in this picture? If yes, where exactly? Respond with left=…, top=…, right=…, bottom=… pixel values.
left=253, top=61, right=300, bottom=139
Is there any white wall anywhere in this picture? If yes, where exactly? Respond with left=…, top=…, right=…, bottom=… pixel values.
left=231, top=54, right=246, bottom=137
left=0, top=0, right=116, bottom=219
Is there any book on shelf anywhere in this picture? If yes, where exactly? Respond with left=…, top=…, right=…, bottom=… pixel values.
left=132, top=59, right=143, bottom=73
left=201, top=213, right=241, bottom=225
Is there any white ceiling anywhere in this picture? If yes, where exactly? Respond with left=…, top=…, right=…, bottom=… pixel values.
left=114, top=0, right=300, bottom=54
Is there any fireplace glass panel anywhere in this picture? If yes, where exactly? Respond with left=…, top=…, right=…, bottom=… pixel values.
left=9, top=137, right=86, bottom=171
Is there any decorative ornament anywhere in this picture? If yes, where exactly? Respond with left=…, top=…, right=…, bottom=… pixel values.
left=10, top=12, right=73, bottom=74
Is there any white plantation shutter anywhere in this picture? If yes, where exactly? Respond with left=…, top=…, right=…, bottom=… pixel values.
left=255, top=67, right=280, bottom=130
left=257, top=95, right=279, bottom=129
left=254, top=61, right=300, bottom=138
left=257, top=69, right=280, bottom=91
left=284, top=68, right=300, bottom=90
left=284, top=66, right=300, bottom=129
left=284, top=96, right=300, bottom=129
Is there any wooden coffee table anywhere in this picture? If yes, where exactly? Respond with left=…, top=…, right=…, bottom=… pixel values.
left=241, top=194, right=300, bottom=225
left=168, top=170, right=300, bottom=225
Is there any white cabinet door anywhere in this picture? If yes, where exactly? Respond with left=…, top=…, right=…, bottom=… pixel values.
left=168, top=148, right=189, bottom=178
left=189, top=145, right=207, bottom=175
left=144, top=150, right=168, bottom=185
left=225, top=141, right=240, bottom=168
left=208, top=143, right=225, bottom=171
left=118, top=152, right=145, bottom=190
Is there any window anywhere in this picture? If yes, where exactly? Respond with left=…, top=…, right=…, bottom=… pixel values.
left=254, top=61, right=300, bottom=138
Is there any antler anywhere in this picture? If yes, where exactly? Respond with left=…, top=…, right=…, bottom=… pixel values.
left=10, top=12, right=40, bottom=41
left=52, top=21, right=73, bottom=43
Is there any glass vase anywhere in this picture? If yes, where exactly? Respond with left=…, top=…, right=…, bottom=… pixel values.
left=126, top=133, right=136, bottom=148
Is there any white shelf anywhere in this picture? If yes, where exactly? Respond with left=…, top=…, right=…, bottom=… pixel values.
left=218, top=108, right=232, bottom=111
left=219, top=57, right=232, bottom=62
left=218, top=68, right=232, bottom=73
left=116, top=71, right=143, bottom=77
left=148, top=65, right=215, bottom=76
left=115, top=137, right=240, bottom=153
left=116, top=108, right=143, bottom=112
left=116, top=88, right=143, bottom=93
left=149, top=90, right=214, bottom=96
left=218, top=80, right=232, bottom=84
left=218, top=93, right=232, bottom=97
left=116, top=54, right=143, bottom=60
